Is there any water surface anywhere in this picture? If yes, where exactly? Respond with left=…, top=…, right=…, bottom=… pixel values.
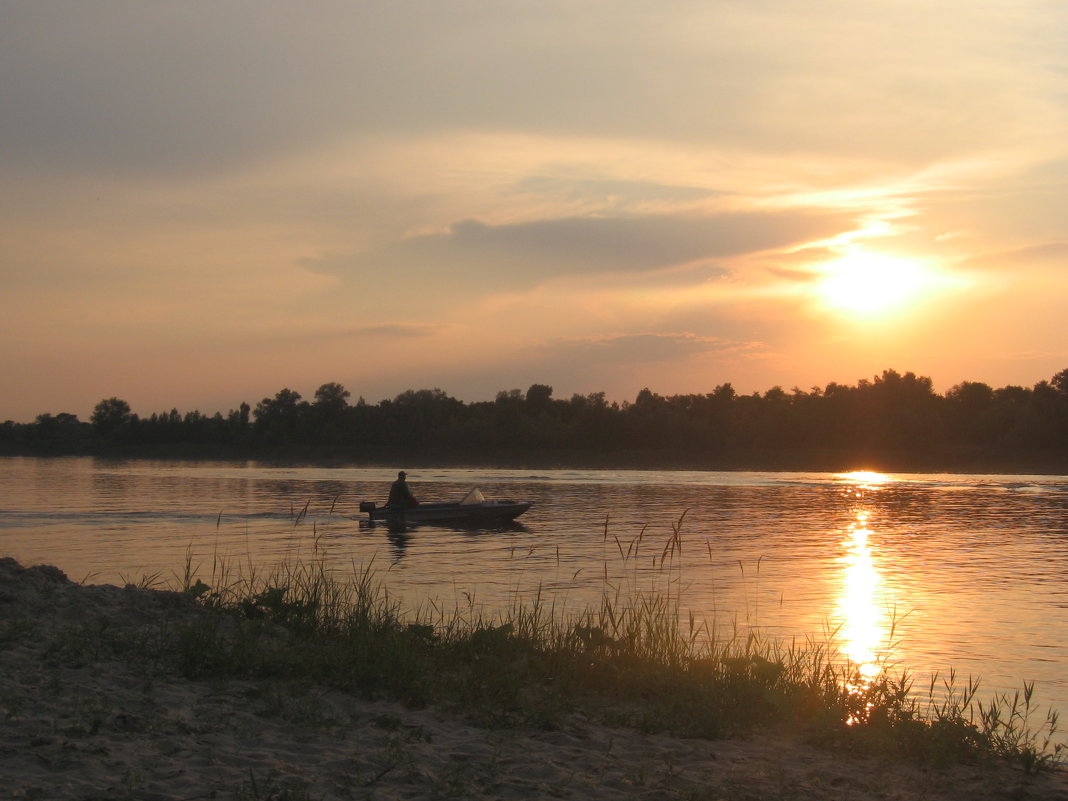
left=3, top=457, right=1066, bottom=723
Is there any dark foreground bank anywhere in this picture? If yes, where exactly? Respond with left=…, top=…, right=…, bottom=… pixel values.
left=1, top=557, right=1065, bottom=801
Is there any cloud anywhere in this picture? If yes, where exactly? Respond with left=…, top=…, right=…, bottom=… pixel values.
left=5, top=1, right=1062, bottom=180
left=248, top=323, right=448, bottom=348
left=306, top=209, right=848, bottom=297
left=509, top=176, right=723, bottom=210
left=961, top=242, right=1068, bottom=272
left=341, top=323, right=443, bottom=339
left=544, top=332, right=746, bottom=366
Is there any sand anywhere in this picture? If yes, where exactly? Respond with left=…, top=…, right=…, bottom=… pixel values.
left=2, top=557, right=1066, bottom=801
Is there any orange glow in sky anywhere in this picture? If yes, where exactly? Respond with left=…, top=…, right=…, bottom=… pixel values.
left=1, top=3, right=1067, bottom=421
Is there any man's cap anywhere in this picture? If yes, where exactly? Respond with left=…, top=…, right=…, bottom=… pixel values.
left=398, top=470, right=407, bottom=477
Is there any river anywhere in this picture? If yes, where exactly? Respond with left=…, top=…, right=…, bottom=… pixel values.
left=2, top=456, right=1067, bottom=726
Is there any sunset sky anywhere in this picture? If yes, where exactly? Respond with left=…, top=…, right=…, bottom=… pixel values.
left=2, top=2, right=1066, bottom=422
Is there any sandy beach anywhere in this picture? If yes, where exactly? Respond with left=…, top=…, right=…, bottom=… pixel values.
left=2, top=557, right=1066, bottom=801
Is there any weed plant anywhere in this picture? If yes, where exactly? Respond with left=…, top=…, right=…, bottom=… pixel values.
left=165, top=520, right=1064, bottom=774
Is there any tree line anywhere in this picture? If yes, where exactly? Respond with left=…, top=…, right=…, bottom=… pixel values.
left=3, top=369, right=1068, bottom=472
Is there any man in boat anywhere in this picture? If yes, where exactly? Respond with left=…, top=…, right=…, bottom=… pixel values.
left=386, top=470, right=419, bottom=509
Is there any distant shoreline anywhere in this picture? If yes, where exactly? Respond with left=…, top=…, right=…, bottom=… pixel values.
left=7, top=371, right=1068, bottom=477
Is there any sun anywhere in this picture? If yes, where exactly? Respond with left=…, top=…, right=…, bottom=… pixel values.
left=815, top=250, right=929, bottom=317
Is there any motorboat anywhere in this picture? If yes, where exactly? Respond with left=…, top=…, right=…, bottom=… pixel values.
left=359, top=488, right=532, bottom=525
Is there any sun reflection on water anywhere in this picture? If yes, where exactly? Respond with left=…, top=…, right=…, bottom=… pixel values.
left=837, top=510, right=887, bottom=682
left=835, top=469, right=892, bottom=691
left=838, top=470, right=890, bottom=486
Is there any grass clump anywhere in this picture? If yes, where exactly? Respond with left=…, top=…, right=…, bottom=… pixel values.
left=164, top=530, right=1064, bottom=775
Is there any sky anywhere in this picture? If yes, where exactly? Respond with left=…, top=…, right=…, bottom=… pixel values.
left=2, top=1, right=1067, bottom=422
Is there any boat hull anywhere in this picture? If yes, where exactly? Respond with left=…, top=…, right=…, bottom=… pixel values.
left=365, top=500, right=532, bottom=524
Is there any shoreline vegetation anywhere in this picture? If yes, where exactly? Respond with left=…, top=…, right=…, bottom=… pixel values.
left=4, top=368, right=1068, bottom=474
left=3, top=537, right=1066, bottom=800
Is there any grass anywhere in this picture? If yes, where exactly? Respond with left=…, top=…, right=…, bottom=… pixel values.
left=155, top=520, right=1066, bottom=776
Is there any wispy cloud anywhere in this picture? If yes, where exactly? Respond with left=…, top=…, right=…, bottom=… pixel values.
left=341, top=324, right=445, bottom=339
left=961, top=242, right=1068, bottom=272
left=306, top=209, right=848, bottom=295
left=544, top=332, right=756, bottom=366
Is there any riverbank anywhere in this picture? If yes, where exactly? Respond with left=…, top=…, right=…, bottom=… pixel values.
left=2, top=558, right=1066, bottom=800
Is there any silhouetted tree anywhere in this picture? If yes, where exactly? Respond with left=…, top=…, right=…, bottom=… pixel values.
left=381, top=388, right=465, bottom=451
left=1032, top=376, right=1068, bottom=448
left=944, top=381, right=995, bottom=447
left=10, top=368, right=1068, bottom=470
left=1051, top=368, right=1068, bottom=398
left=28, top=412, right=85, bottom=446
left=226, top=402, right=251, bottom=430
left=525, top=384, right=554, bottom=409
left=861, top=370, right=942, bottom=456
left=313, top=382, right=351, bottom=412
left=91, top=397, right=135, bottom=437
left=253, top=388, right=307, bottom=443
left=304, top=383, right=352, bottom=447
